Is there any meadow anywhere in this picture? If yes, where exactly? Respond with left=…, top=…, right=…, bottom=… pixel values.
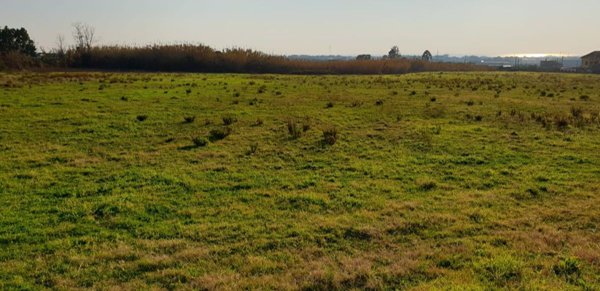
left=0, top=71, right=599, bottom=290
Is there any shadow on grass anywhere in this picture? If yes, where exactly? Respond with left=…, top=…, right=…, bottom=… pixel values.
left=177, top=145, right=198, bottom=151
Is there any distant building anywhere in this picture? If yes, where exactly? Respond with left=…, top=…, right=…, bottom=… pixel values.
left=356, top=54, right=372, bottom=60
left=581, top=51, right=600, bottom=69
left=540, top=60, right=562, bottom=71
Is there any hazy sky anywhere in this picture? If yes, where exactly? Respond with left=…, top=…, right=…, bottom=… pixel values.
left=2, top=0, right=599, bottom=56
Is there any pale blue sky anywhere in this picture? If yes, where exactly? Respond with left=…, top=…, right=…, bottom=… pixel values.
left=2, top=0, right=599, bottom=56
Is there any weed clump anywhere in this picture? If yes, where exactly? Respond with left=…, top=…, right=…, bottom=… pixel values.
left=209, top=127, right=232, bottom=142
left=322, top=127, right=338, bottom=145
left=570, top=107, right=583, bottom=118
left=416, top=178, right=437, bottom=191
left=247, top=143, right=258, bottom=155
left=184, top=116, right=196, bottom=123
left=408, top=128, right=434, bottom=151
left=287, top=119, right=303, bottom=139
left=478, top=256, right=523, bottom=287
left=192, top=137, right=209, bottom=147
left=553, top=257, right=581, bottom=283
left=554, top=116, right=569, bottom=130
left=257, top=85, right=267, bottom=94
left=350, top=100, right=363, bottom=107
left=302, top=122, right=311, bottom=132
left=424, top=104, right=446, bottom=118
left=222, top=116, right=237, bottom=125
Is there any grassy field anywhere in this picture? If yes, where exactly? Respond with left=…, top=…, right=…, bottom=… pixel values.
left=1, top=71, right=599, bottom=290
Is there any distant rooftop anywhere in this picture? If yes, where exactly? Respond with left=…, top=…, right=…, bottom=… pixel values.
left=582, top=51, right=600, bottom=58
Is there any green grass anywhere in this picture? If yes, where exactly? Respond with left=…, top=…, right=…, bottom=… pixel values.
left=1, top=71, right=599, bottom=289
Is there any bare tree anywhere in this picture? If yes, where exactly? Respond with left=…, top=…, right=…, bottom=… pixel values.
left=55, top=34, right=66, bottom=55
left=72, top=22, right=95, bottom=51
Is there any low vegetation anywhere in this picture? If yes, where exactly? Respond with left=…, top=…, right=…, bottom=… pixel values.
left=0, top=71, right=599, bottom=289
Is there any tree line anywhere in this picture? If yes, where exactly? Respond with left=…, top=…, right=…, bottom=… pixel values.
left=0, top=25, right=489, bottom=74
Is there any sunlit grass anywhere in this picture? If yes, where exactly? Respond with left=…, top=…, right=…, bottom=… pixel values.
left=0, top=71, right=599, bottom=289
